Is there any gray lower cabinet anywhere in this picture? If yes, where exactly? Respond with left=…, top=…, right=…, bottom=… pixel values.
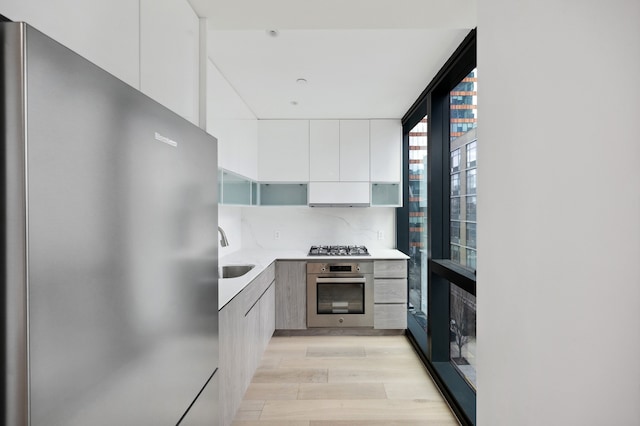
left=373, top=260, right=408, bottom=329
left=275, top=261, right=307, bottom=329
left=260, top=284, right=276, bottom=347
left=219, top=263, right=275, bottom=426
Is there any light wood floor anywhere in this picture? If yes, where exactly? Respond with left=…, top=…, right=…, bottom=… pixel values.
left=232, top=335, right=460, bottom=425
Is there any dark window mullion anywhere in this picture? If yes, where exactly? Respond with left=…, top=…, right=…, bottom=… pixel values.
left=396, top=130, right=411, bottom=257
left=429, top=259, right=476, bottom=296
left=427, top=86, right=454, bottom=363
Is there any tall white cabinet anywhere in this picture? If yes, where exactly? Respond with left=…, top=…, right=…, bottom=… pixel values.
left=308, top=119, right=371, bottom=206
left=370, top=120, right=402, bottom=182
left=0, top=0, right=140, bottom=88
left=309, top=120, right=340, bottom=181
left=140, top=0, right=200, bottom=125
left=258, top=120, right=310, bottom=182
left=339, top=120, right=370, bottom=181
left=1, top=0, right=202, bottom=125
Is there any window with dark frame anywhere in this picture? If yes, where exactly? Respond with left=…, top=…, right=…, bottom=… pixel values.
left=398, top=28, right=476, bottom=426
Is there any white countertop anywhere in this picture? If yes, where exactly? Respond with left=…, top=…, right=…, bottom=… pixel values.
left=218, top=248, right=408, bottom=310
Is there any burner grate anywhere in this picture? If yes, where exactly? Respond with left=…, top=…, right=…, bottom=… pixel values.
left=308, top=245, right=370, bottom=256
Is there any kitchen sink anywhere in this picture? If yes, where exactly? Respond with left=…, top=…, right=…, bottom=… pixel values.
left=220, top=264, right=255, bottom=279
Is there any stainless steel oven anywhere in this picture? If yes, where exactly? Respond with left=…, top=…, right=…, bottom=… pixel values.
left=306, top=262, right=373, bottom=327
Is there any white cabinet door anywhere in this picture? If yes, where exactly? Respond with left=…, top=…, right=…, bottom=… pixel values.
left=211, top=119, right=259, bottom=181
left=140, top=0, right=200, bottom=124
left=308, top=182, right=370, bottom=206
left=1, top=0, right=140, bottom=88
left=339, top=120, right=370, bottom=182
left=370, top=120, right=402, bottom=182
left=258, top=120, right=310, bottom=182
left=309, top=120, right=340, bottom=181
left=207, top=57, right=258, bottom=180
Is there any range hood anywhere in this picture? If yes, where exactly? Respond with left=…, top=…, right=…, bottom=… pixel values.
left=308, top=182, right=370, bottom=207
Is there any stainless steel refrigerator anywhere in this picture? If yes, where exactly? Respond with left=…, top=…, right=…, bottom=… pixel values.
left=2, top=22, right=219, bottom=425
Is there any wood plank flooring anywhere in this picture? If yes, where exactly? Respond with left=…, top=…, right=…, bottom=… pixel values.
left=231, top=335, right=460, bottom=425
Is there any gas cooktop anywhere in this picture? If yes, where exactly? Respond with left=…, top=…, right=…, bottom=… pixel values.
left=308, top=245, right=370, bottom=256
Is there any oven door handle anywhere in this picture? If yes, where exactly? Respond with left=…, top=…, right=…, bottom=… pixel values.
left=316, top=277, right=366, bottom=284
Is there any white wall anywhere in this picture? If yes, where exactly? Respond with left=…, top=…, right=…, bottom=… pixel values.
left=218, top=206, right=243, bottom=257
left=478, top=1, right=640, bottom=425
left=241, top=206, right=396, bottom=250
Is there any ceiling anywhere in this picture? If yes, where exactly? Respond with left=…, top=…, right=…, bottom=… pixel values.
left=188, top=0, right=476, bottom=119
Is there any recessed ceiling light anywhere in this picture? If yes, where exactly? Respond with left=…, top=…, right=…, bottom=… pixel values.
left=296, top=78, right=308, bottom=85
left=267, top=30, right=279, bottom=37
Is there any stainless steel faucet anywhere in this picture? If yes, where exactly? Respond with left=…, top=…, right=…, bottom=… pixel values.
left=218, top=226, right=229, bottom=247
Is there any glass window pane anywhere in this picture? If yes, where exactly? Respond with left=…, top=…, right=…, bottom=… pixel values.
left=451, top=173, right=460, bottom=196
left=451, top=197, right=461, bottom=221
left=451, top=148, right=460, bottom=173
left=408, top=116, right=428, bottom=337
left=467, top=140, right=477, bottom=169
left=450, top=284, right=476, bottom=389
left=466, top=222, right=476, bottom=249
left=450, top=69, right=477, bottom=269
left=466, top=249, right=476, bottom=270
left=466, top=169, right=476, bottom=195
left=465, top=196, right=476, bottom=221
left=451, top=221, right=460, bottom=244
left=451, top=245, right=460, bottom=263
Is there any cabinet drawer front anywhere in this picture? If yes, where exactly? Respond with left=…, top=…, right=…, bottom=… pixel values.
left=241, top=262, right=275, bottom=314
left=374, top=279, right=407, bottom=303
left=374, top=304, right=407, bottom=330
left=374, top=260, right=407, bottom=278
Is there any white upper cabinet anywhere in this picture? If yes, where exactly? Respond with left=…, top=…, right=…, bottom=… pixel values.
left=309, top=120, right=340, bottom=181
left=370, top=119, right=402, bottom=182
left=140, top=0, right=200, bottom=125
left=207, top=57, right=258, bottom=180
left=308, top=182, right=370, bottom=206
left=1, top=0, right=140, bottom=88
left=339, top=120, right=370, bottom=182
left=258, top=120, right=310, bottom=182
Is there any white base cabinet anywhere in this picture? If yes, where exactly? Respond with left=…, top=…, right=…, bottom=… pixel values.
left=373, top=260, right=408, bottom=329
left=219, top=263, right=275, bottom=426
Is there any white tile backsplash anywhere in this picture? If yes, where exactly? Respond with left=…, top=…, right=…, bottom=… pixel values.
left=240, top=206, right=396, bottom=250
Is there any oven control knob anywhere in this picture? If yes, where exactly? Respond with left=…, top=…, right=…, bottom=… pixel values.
left=339, top=318, right=344, bottom=324
left=321, top=267, right=326, bottom=272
